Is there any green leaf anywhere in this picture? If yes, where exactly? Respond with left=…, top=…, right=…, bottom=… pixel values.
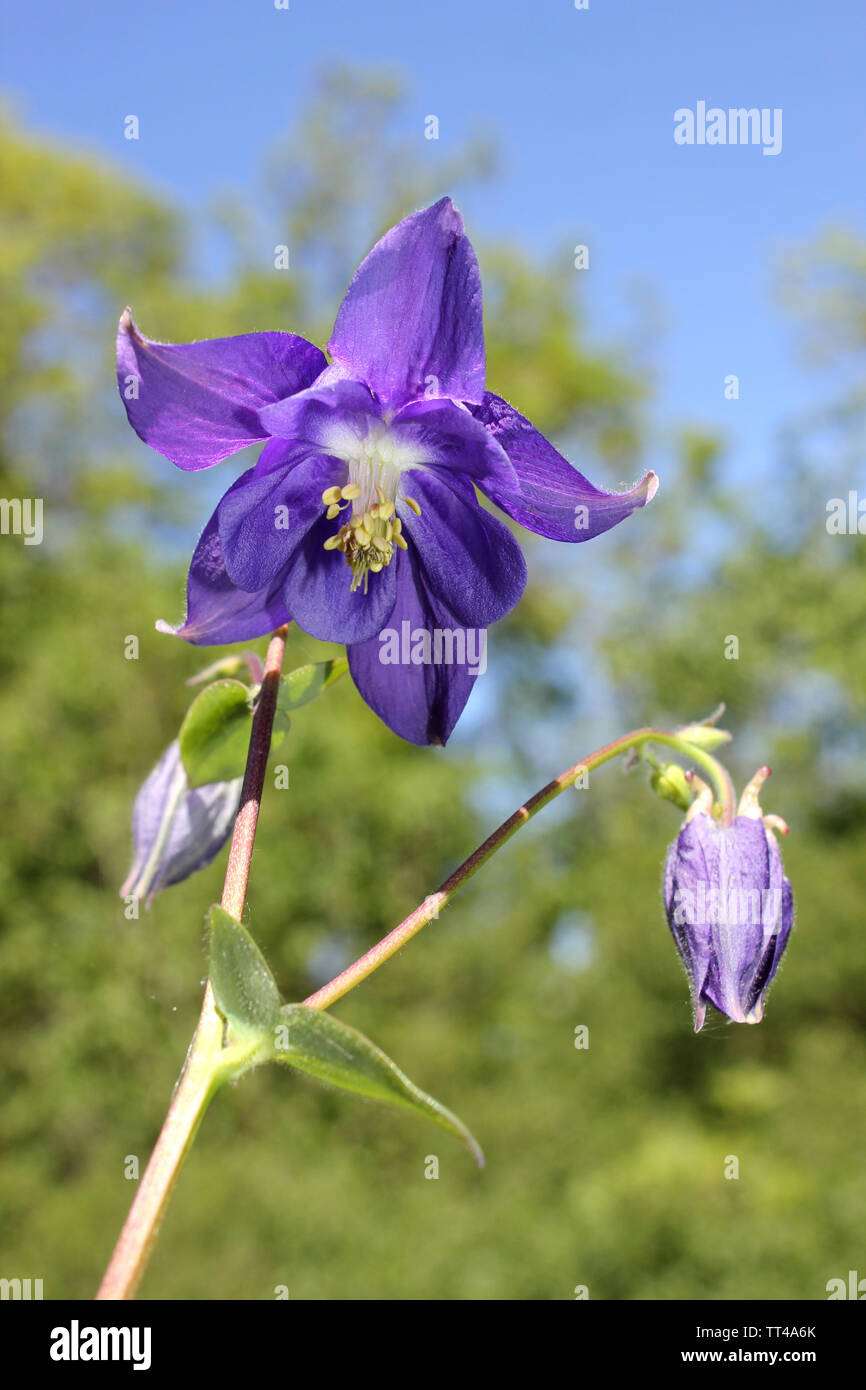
left=179, top=679, right=254, bottom=787
left=179, top=678, right=289, bottom=787
left=207, top=903, right=483, bottom=1164
left=278, top=658, right=348, bottom=713
left=273, top=1004, right=484, bottom=1167
left=208, top=905, right=282, bottom=1037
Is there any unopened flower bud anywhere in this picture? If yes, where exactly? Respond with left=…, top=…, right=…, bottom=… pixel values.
left=120, top=740, right=241, bottom=908
left=675, top=724, right=732, bottom=752
left=650, top=762, right=693, bottom=811
left=663, top=767, right=793, bottom=1031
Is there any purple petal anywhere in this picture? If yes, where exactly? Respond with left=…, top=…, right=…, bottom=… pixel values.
left=398, top=470, right=526, bottom=628
left=664, top=818, right=714, bottom=1025
left=745, top=870, right=794, bottom=1021
left=328, top=198, right=485, bottom=412
left=392, top=399, right=516, bottom=492
left=158, top=505, right=293, bottom=647
left=469, top=392, right=657, bottom=541
left=348, top=550, right=481, bottom=745
left=665, top=813, right=794, bottom=1029
left=777, top=874, right=794, bottom=963
left=121, top=741, right=185, bottom=901
left=280, top=513, right=399, bottom=645
left=158, top=775, right=241, bottom=894
left=702, top=818, right=772, bottom=1023
left=218, top=442, right=340, bottom=593
left=258, top=379, right=381, bottom=449
left=732, top=826, right=793, bottom=1024
left=121, top=740, right=241, bottom=907
left=116, top=309, right=326, bottom=471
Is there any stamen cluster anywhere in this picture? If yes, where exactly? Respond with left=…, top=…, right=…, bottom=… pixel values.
left=321, top=483, right=418, bottom=592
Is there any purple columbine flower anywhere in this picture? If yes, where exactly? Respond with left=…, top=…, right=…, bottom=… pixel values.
left=120, top=741, right=242, bottom=908
left=117, top=197, right=657, bottom=744
left=663, top=768, right=794, bottom=1031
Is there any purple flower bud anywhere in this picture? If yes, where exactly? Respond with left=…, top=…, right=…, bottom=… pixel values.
left=663, top=768, right=793, bottom=1031
left=120, top=740, right=242, bottom=908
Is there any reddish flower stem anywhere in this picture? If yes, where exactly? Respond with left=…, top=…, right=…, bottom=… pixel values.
left=221, top=627, right=288, bottom=918
left=95, top=626, right=289, bottom=1301
left=302, top=727, right=735, bottom=1011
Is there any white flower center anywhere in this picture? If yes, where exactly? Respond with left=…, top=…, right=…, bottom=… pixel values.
left=319, top=421, right=424, bottom=592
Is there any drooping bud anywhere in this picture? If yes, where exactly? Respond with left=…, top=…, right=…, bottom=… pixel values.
left=120, top=740, right=242, bottom=909
left=663, top=768, right=793, bottom=1031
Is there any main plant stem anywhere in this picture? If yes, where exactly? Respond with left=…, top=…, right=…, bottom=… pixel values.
left=96, top=704, right=727, bottom=1299
left=96, top=625, right=289, bottom=1301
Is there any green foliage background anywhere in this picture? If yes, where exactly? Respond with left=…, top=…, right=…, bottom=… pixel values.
left=1, top=73, right=864, bottom=1300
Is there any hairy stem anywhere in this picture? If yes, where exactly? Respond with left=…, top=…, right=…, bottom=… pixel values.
left=95, top=625, right=289, bottom=1301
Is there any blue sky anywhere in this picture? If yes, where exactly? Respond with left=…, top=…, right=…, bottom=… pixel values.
left=3, top=0, right=864, bottom=492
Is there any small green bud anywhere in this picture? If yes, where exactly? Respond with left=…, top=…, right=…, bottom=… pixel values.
left=186, top=652, right=263, bottom=688
left=650, top=762, right=693, bottom=811
left=675, top=724, right=732, bottom=751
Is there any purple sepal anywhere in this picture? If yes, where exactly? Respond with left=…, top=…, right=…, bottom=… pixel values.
left=328, top=197, right=485, bottom=412
left=470, top=392, right=657, bottom=541
left=116, top=309, right=325, bottom=471
left=157, top=503, right=293, bottom=647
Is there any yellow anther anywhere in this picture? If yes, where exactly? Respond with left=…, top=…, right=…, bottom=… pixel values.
left=403, top=496, right=422, bottom=516
left=341, top=483, right=362, bottom=501
left=378, top=500, right=395, bottom=520
left=326, top=503, right=342, bottom=520
left=391, top=517, right=402, bottom=535
left=369, top=561, right=383, bottom=573
left=393, top=533, right=408, bottom=550
left=353, top=525, right=371, bottom=545
left=322, top=534, right=342, bottom=551
left=384, top=521, right=393, bottom=540
left=363, top=510, right=376, bottom=529
left=321, top=486, right=342, bottom=506
left=375, top=485, right=387, bottom=505
left=371, top=535, right=390, bottom=553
